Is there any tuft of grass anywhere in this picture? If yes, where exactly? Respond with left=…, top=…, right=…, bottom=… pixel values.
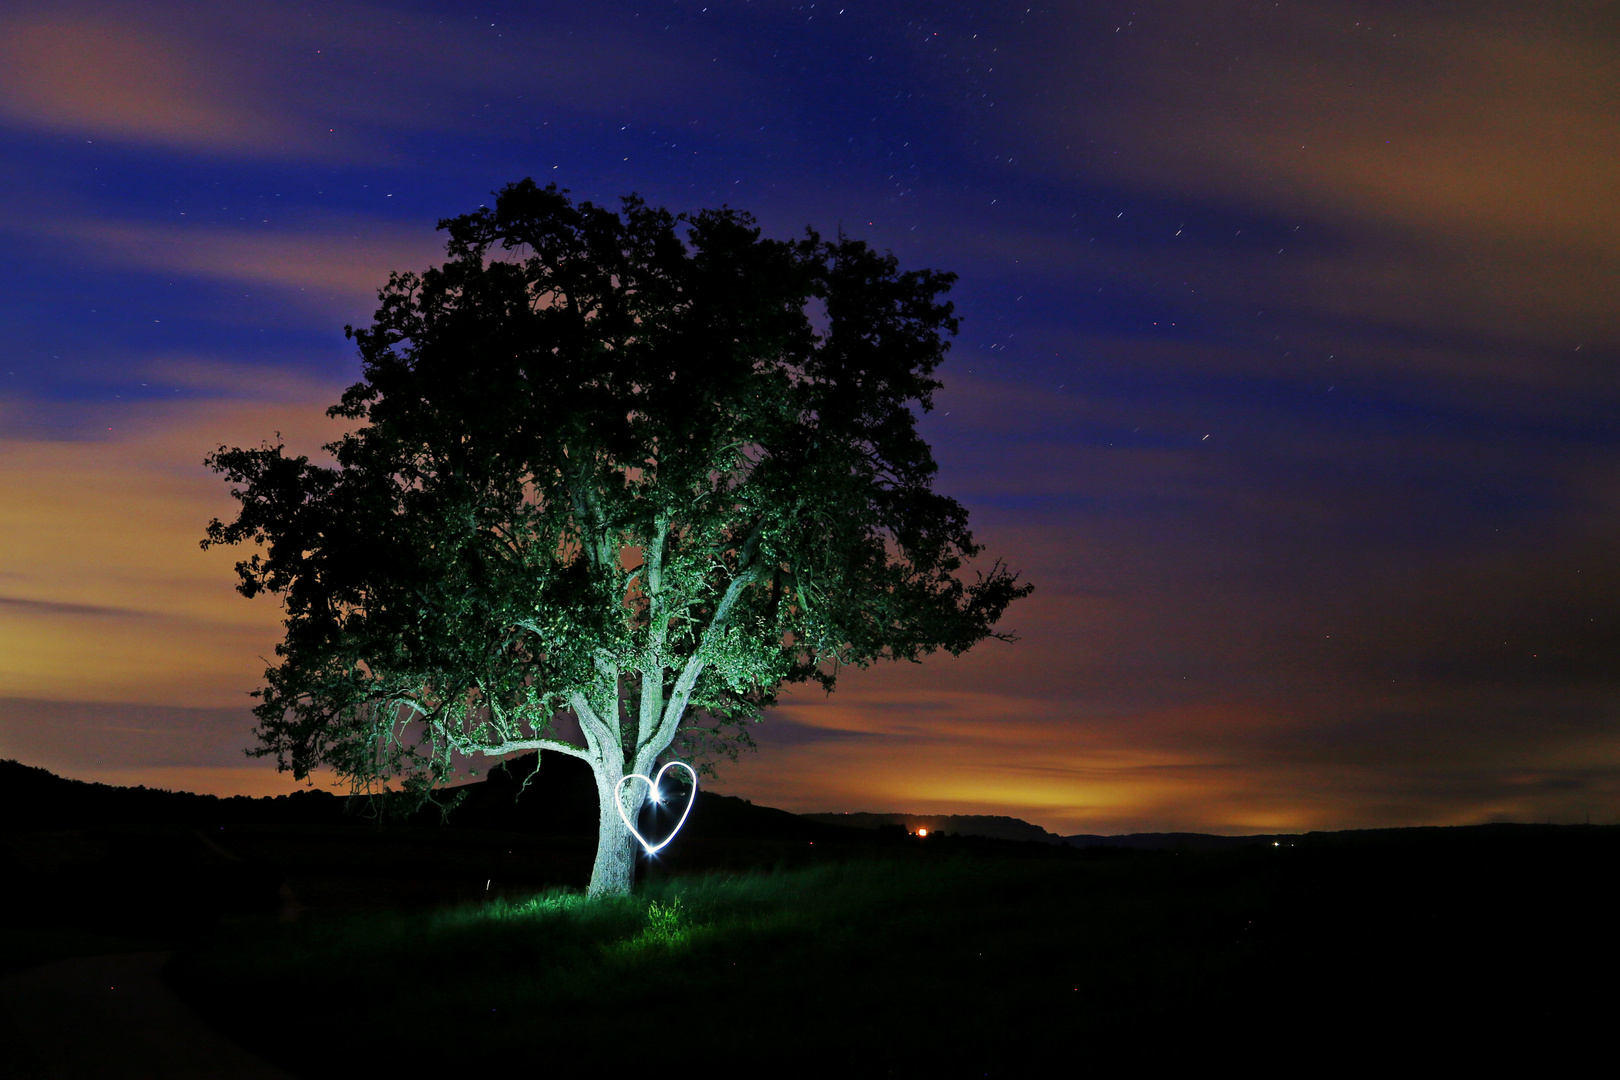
left=642, top=896, right=687, bottom=944
left=604, top=895, right=692, bottom=960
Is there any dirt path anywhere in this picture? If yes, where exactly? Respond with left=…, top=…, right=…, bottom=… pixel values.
left=0, top=951, right=294, bottom=1079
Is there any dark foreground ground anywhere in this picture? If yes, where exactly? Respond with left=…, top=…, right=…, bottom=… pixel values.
left=1, top=758, right=1615, bottom=1075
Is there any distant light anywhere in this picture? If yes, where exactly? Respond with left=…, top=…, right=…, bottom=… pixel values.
left=1273, top=841, right=1280, bottom=847
left=917, top=828, right=929, bottom=837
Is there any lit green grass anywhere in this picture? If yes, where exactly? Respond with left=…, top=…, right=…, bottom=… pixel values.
left=171, top=856, right=1199, bottom=1074
left=167, top=830, right=1620, bottom=1076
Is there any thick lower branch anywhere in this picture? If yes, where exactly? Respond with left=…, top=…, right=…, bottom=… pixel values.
left=570, top=690, right=622, bottom=768
left=474, top=738, right=592, bottom=762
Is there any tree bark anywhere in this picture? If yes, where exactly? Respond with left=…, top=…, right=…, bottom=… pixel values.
left=586, top=759, right=640, bottom=896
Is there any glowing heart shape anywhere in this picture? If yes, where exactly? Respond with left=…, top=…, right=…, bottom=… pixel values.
left=615, top=761, right=698, bottom=855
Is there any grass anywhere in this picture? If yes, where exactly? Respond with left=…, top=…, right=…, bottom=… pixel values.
left=146, top=827, right=1620, bottom=1074
left=10, top=772, right=1613, bottom=1072
left=158, top=848, right=1340, bottom=1074
left=170, top=856, right=1185, bottom=1074
left=0, top=924, right=172, bottom=978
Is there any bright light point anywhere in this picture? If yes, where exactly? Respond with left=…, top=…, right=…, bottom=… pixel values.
left=917, top=828, right=929, bottom=837
left=652, top=787, right=662, bottom=802
left=615, top=762, right=698, bottom=855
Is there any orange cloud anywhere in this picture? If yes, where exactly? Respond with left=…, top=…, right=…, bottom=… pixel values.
left=713, top=669, right=1620, bottom=835
left=1033, top=3, right=1619, bottom=245
left=0, top=382, right=347, bottom=708
left=709, top=684, right=1331, bottom=834
left=0, top=10, right=305, bottom=155
left=1007, top=2, right=1620, bottom=352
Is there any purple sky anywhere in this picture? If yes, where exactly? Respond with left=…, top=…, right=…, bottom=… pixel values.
left=1, top=1, right=1617, bottom=833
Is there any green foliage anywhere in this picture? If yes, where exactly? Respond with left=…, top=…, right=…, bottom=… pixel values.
left=202, top=180, right=1031, bottom=881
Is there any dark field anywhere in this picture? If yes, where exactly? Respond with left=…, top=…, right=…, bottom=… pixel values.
left=1, top=759, right=1615, bottom=1075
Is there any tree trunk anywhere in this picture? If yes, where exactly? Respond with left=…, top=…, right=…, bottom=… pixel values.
left=587, top=762, right=640, bottom=896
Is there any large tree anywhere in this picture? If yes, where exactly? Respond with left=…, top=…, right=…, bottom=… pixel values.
left=204, top=180, right=1031, bottom=895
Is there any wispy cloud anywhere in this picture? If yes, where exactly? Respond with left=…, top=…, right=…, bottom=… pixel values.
left=0, top=1, right=735, bottom=160
left=9, top=212, right=444, bottom=313
left=1030, top=2, right=1619, bottom=245
left=0, top=695, right=345, bottom=795
left=716, top=668, right=1620, bottom=834
left=0, top=595, right=153, bottom=619
left=0, top=386, right=346, bottom=706
left=0, top=9, right=308, bottom=156
left=1006, top=2, right=1619, bottom=357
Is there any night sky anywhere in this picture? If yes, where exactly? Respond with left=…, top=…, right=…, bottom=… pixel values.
left=2, top=1, right=1616, bottom=834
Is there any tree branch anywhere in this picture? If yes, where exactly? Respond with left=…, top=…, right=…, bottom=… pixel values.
left=639, top=566, right=761, bottom=764
left=476, top=738, right=591, bottom=761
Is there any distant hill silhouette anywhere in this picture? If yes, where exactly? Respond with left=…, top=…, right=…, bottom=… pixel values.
left=0, top=758, right=348, bottom=831
left=1061, top=831, right=1298, bottom=850
left=6, top=756, right=1612, bottom=866
left=448, top=753, right=867, bottom=843
left=797, top=811, right=1308, bottom=850
left=0, top=756, right=1304, bottom=850
left=801, top=812, right=1066, bottom=844
left=0, top=756, right=868, bottom=846
left=22, top=758, right=1509, bottom=855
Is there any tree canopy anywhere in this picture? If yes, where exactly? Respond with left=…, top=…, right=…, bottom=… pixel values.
left=204, top=179, right=1031, bottom=893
